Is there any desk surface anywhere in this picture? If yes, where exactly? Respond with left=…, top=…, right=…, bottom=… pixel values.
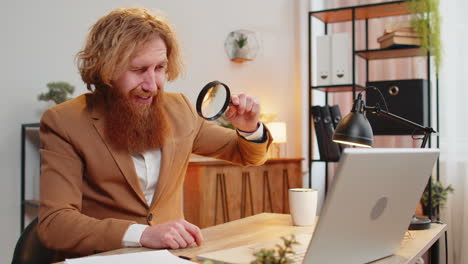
left=56, top=213, right=447, bottom=264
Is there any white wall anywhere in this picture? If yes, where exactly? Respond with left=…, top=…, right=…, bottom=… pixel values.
left=0, top=0, right=307, bottom=262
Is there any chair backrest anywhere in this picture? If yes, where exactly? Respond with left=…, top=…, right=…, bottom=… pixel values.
left=12, top=218, right=57, bottom=264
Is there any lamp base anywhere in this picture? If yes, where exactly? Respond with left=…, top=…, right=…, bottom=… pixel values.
left=408, top=216, right=431, bottom=230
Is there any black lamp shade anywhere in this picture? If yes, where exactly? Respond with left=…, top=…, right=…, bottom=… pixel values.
left=333, top=111, right=373, bottom=148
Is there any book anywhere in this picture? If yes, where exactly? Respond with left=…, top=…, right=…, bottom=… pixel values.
left=378, top=31, right=420, bottom=42
left=383, top=20, right=413, bottom=34
left=329, top=105, right=342, bottom=129
left=320, top=106, right=341, bottom=161
left=329, top=105, right=345, bottom=153
left=310, top=106, right=327, bottom=160
left=378, top=32, right=421, bottom=49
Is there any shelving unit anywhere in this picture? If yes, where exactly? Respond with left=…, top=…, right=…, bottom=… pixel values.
left=21, top=123, right=41, bottom=232
left=308, top=1, right=439, bottom=261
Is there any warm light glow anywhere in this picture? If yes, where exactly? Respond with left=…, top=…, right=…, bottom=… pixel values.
left=333, top=139, right=372, bottom=148
left=267, top=122, right=287, bottom=143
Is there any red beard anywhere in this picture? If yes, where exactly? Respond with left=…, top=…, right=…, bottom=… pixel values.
left=104, top=88, right=169, bottom=153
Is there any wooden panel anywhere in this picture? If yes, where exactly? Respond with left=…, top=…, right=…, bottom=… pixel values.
left=311, top=1, right=411, bottom=23
left=183, top=159, right=303, bottom=228
left=312, top=84, right=366, bottom=93
left=356, top=47, right=425, bottom=60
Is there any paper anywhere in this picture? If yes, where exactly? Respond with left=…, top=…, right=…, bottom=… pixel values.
left=65, top=250, right=197, bottom=264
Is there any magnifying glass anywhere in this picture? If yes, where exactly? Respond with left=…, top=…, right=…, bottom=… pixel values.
left=196, top=81, right=231, bottom=120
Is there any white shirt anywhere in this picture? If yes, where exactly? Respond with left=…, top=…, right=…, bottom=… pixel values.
left=122, top=123, right=265, bottom=247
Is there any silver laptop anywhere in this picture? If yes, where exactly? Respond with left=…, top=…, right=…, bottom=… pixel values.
left=197, top=148, right=439, bottom=264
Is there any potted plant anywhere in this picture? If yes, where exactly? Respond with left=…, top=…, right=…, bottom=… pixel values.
left=409, top=0, right=442, bottom=71
left=233, top=32, right=250, bottom=62
left=421, top=178, right=454, bottom=219
left=250, top=236, right=299, bottom=264
left=38, top=81, right=75, bottom=104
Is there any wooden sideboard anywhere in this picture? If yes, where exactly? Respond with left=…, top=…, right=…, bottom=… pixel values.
left=183, top=158, right=303, bottom=228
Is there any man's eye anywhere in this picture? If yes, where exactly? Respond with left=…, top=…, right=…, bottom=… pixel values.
left=156, top=65, right=167, bottom=71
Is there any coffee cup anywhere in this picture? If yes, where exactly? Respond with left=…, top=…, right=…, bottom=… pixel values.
left=289, top=188, right=318, bottom=226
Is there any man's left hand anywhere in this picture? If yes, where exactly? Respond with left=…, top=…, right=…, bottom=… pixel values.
left=224, top=93, right=260, bottom=133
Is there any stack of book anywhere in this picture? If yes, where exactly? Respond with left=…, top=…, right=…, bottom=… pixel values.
left=377, top=23, right=421, bottom=49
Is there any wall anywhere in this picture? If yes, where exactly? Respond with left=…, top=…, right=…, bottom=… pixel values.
left=0, top=0, right=306, bottom=262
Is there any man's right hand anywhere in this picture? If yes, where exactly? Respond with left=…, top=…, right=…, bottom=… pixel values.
left=139, top=219, right=203, bottom=249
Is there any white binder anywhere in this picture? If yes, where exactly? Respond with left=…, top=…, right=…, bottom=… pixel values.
left=331, top=33, right=352, bottom=85
left=316, top=35, right=331, bottom=86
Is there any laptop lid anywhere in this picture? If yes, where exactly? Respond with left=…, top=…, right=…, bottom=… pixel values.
left=304, top=148, right=439, bottom=263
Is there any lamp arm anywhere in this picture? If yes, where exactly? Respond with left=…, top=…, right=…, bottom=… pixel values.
left=365, top=105, right=436, bottom=135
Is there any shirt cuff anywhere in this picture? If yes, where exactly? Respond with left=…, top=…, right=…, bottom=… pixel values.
left=237, top=122, right=264, bottom=141
left=122, top=224, right=148, bottom=247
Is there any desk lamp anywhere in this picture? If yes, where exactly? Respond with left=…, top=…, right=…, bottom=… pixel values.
left=332, top=87, right=436, bottom=230
left=267, top=122, right=287, bottom=158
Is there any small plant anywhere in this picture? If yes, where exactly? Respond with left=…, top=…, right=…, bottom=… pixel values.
left=409, top=0, right=441, bottom=72
left=38, top=81, right=75, bottom=104
left=235, top=33, right=248, bottom=49
left=250, top=235, right=299, bottom=264
left=421, top=178, right=454, bottom=218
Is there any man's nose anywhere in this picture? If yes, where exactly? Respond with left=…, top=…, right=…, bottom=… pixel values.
left=141, top=71, right=157, bottom=92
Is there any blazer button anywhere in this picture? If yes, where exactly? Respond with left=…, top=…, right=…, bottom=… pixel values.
left=147, top=213, right=153, bottom=222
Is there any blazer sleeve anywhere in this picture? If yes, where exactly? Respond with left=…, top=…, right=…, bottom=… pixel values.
left=180, top=94, right=273, bottom=166
left=37, top=108, right=136, bottom=256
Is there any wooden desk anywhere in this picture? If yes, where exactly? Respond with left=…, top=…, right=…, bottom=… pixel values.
left=56, top=213, right=447, bottom=264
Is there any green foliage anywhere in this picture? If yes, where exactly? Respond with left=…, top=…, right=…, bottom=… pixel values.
left=422, top=178, right=454, bottom=213
left=236, top=34, right=248, bottom=49
left=250, top=235, right=299, bottom=264
left=409, top=0, right=442, bottom=72
left=38, top=81, right=75, bottom=104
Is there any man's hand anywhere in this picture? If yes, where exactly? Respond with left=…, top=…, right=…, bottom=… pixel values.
left=225, top=93, right=261, bottom=133
left=139, top=219, right=203, bottom=249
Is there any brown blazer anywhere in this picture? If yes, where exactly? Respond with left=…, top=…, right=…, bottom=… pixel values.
left=38, top=92, right=271, bottom=257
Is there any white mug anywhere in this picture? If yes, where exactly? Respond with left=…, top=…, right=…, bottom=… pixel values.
left=289, top=188, right=318, bottom=226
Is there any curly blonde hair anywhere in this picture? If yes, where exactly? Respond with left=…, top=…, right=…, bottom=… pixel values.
left=77, top=8, right=182, bottom=92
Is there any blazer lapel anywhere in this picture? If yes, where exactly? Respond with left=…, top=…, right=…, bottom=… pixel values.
left=89, top=96, right=148, bottom=208
left=149, top=133, right=175, bottom=210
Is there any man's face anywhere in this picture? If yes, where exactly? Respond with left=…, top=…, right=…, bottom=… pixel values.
left=104, top=36, right=169, bottom=153
left=111, top=36, right=168, bottom=106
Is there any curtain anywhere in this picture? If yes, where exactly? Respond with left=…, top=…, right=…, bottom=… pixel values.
left=439, top=0, right=468, bottom=263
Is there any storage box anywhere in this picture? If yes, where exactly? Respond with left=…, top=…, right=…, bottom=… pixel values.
left=365, top=79, right=429, bottom=135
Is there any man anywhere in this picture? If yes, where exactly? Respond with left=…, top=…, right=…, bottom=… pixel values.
left=38, top=7, right=271, bottom=259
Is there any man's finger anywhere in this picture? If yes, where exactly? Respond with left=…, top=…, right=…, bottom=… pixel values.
left=175, top=223, right=195, bottom=246
left=251, top=102, right=260, bottom=117
left=171, top=230, right=187, bottom=248
left=231, top=95, right=240, bottom=106
left=166, top=236, right=179, bottom=249
left=183, top=221, right=204, bottom=246
left=225, top=106, right=237, bottom=119
left=245, top=96, right=253, bottom=113
left=237, top=93, right=246, bottom=115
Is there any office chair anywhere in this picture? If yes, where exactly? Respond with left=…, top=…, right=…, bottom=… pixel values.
left=12, top=218, right=57, bottom=264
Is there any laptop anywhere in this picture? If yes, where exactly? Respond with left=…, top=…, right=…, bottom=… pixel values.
left=197, top=148, right=439, bottom=264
